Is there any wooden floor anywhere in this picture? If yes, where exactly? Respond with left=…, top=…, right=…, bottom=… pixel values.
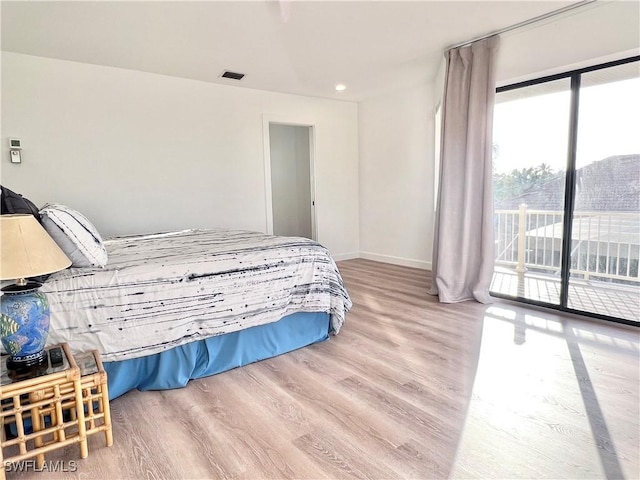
left=5, top=259, right=639, bottom=479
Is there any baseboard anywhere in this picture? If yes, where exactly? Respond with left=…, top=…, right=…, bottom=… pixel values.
left=359, top=251, right=431, bottom=270
left=331, top=252, right=360, bottom=262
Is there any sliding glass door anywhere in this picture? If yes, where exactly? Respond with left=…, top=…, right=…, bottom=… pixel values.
left=492, top=79, right=571, bottom=306
left=490, top=57, right=640, bottom=326
left=568, top=63, right=640, bottom=321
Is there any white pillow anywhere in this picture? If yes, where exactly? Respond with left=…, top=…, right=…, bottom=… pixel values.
left=40, top=203, right=108, bottom=268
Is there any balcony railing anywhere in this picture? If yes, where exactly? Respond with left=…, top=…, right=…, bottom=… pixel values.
left=495, top=206, right=640, bottom=283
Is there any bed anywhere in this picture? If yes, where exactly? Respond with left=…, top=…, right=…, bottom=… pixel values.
left=39, top=227, right=352, bottom=399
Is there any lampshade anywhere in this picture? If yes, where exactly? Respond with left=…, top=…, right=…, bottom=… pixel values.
left=1, top=214, right=71, bottom=369
left=0, top=214, right=71, bottom=281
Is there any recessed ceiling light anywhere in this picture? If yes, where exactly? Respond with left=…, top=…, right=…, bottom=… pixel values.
left=335, top=84, right=347, bottom=92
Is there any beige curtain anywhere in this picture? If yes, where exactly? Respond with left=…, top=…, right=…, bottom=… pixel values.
left=430, top=36, right=500, bottom=304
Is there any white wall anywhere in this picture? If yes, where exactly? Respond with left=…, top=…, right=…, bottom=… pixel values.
left=359, top=83, right=434, bottom=270
left=496, top=1, right=640, bottom=86
left=358, top=0, right=639, bottom=271
left=0, top=52, right=359, bottom=258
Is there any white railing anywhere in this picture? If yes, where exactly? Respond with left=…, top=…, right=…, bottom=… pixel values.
left=495, top=206, right=640, bottom=283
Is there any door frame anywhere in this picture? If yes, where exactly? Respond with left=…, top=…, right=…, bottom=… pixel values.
left=262, top=114, right=317, bottom=240
left=490, top=55, right=640, bottom=327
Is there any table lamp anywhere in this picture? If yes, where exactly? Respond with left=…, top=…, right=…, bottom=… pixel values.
left=0, top=214, right=71, bottom=369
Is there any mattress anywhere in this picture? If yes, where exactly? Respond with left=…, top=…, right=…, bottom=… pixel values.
left=41, top=228, right=351, bottom=362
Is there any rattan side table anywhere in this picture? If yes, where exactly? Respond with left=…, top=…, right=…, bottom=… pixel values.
left=67, top=350, right=113, bottom=448
left=0, top=343, right=92, bottom=479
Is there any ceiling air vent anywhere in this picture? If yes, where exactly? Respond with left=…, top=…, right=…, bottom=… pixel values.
left=220, top=70, right=245, bottom=80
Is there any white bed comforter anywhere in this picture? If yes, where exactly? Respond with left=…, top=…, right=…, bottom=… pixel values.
left=42, top=229, right=351, bottom=362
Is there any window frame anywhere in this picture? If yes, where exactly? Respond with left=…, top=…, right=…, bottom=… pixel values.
left=491, top=55, right=640, bottom=327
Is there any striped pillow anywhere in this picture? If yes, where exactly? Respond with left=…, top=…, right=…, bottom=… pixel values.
left=40, top=204, right=108, bottom=268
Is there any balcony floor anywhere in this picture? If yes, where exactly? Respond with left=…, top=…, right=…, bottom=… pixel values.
left=491, top=267, right=640, bottom=324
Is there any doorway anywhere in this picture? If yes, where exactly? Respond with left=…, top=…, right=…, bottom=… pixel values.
left=490, top=56, right=640, bottom=326
left=266, top=123, right=316, bottom=240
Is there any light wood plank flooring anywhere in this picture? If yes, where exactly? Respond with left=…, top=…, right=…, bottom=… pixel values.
left=4, top=259, right=639, bottom=479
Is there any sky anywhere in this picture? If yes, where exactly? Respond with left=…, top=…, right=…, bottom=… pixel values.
left=493, top=77, right=640, bottom=174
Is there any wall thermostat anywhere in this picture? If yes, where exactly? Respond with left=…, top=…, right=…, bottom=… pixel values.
left=9, top=138, right=22, bottom=163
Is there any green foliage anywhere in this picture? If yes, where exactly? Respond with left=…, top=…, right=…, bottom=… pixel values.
left=493, top=163, right=559, bottom=204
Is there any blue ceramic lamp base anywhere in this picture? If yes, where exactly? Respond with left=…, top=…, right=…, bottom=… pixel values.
left=0, top=282, right=51, bottom=370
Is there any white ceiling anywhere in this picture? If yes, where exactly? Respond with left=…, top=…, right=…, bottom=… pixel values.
left=1, top=1, right=580, bottom=102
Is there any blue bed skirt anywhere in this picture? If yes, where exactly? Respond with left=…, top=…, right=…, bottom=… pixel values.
left=104, top=312, right=330, bottom=399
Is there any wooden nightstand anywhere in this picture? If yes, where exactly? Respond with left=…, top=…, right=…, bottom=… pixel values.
left=0, top=344, right=113, bottom=479
left=71, top=350, right=113, bottom=448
